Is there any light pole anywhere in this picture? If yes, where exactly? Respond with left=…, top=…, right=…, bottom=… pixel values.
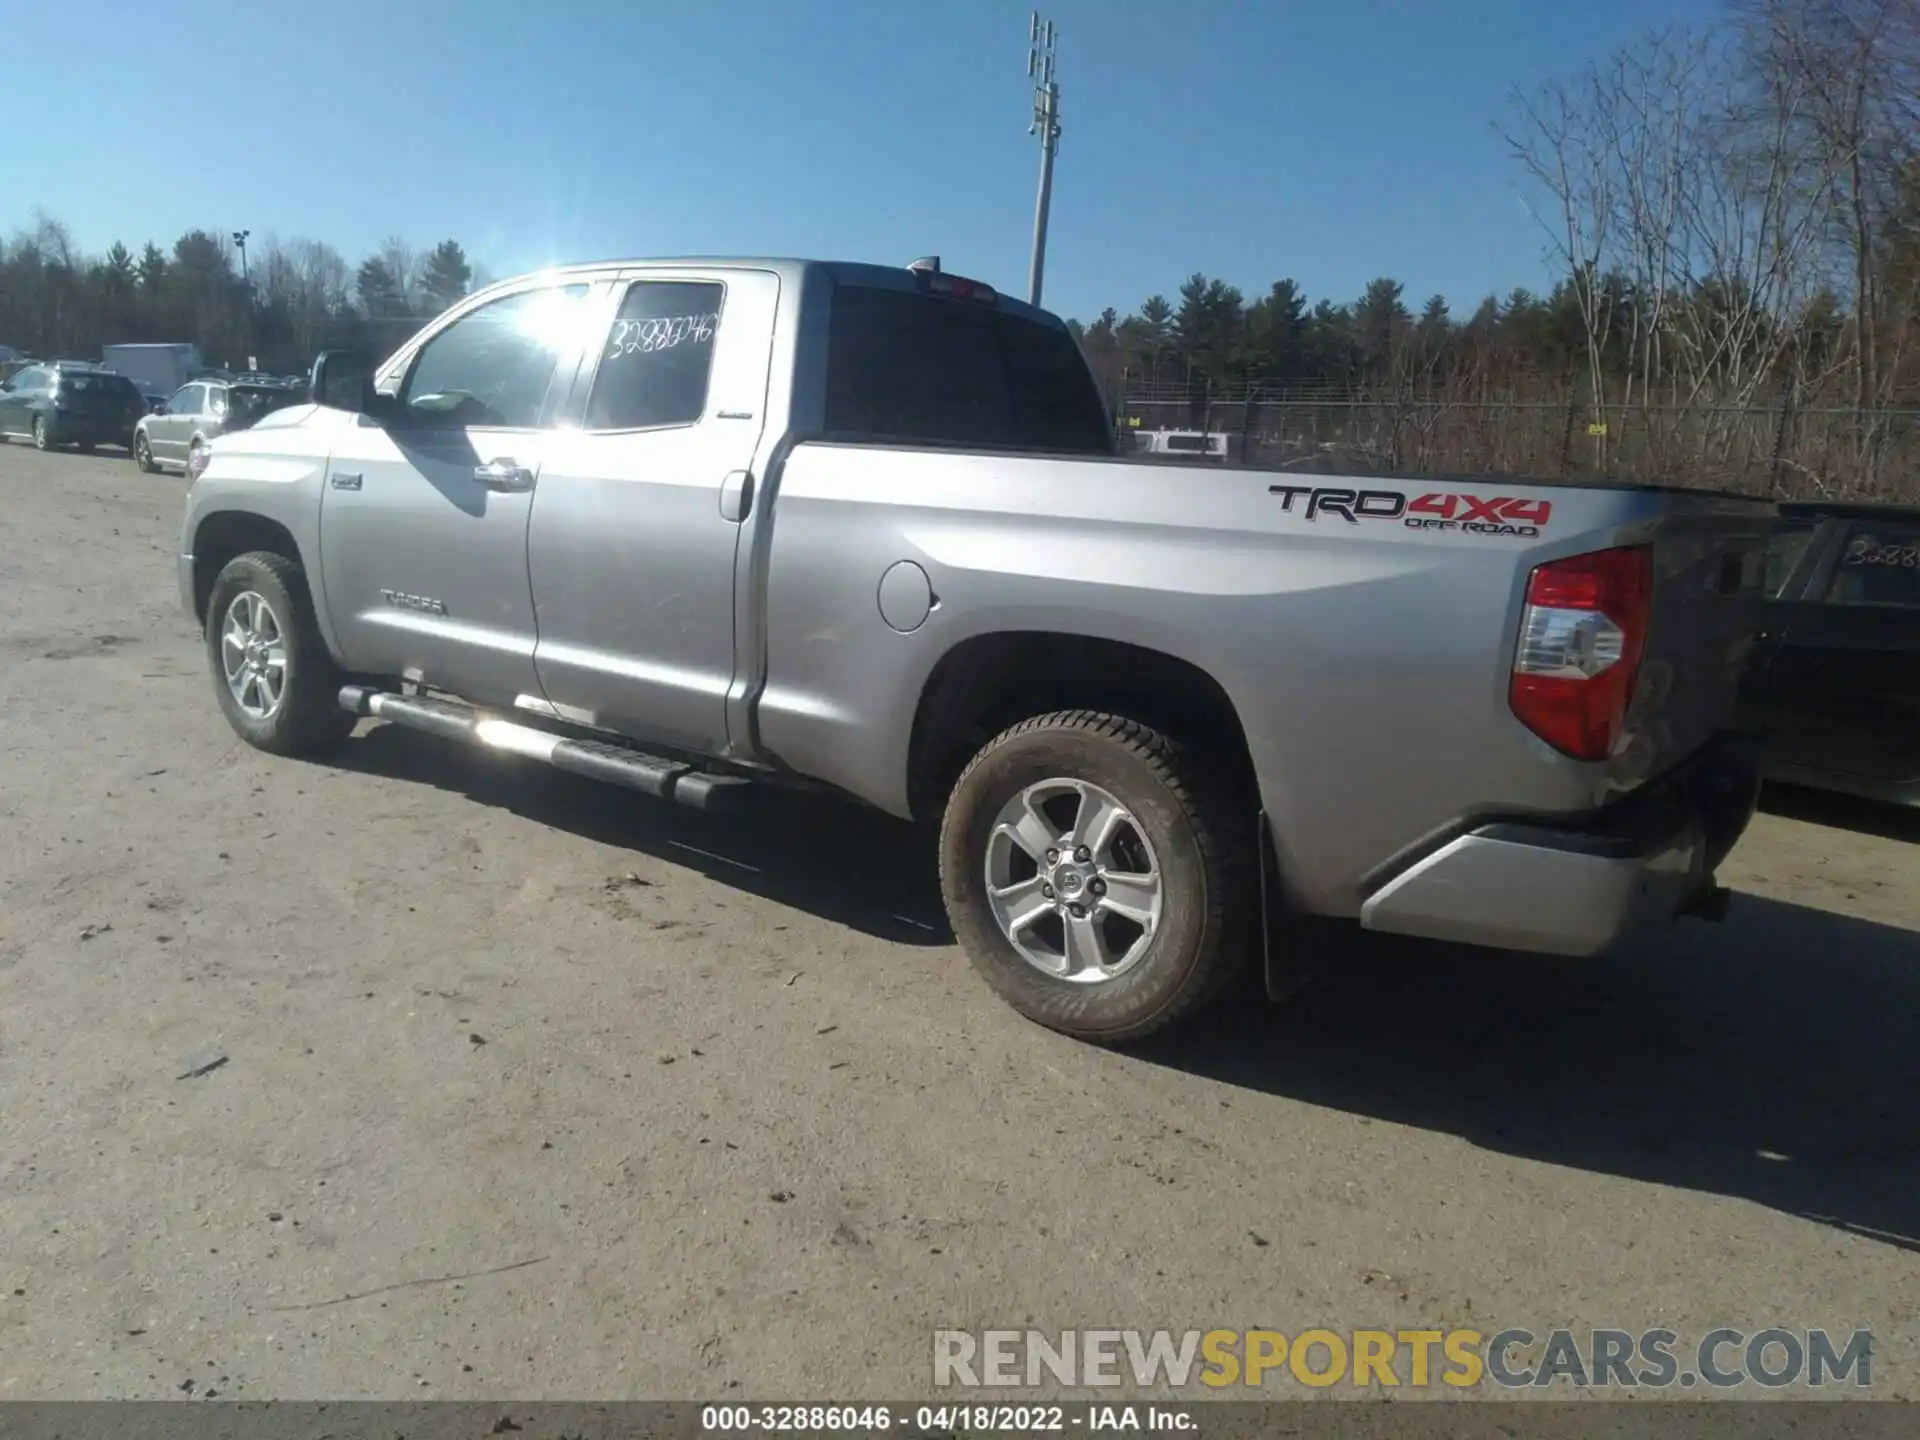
left=232, top=229, right=254, bottom=371
left=1026, top=12, right=1061, bottom=309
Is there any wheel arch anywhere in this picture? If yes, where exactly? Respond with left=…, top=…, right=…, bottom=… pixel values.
left=189, top=511, right=306, bottom=626
left=905, top=630, right=1260, bottom=826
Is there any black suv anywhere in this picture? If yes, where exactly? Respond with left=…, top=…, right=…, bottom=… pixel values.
left=0, top=362, right=149, bottom=452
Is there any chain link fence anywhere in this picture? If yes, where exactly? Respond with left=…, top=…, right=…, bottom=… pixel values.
left=1117, top=383, right=1920, bottom=504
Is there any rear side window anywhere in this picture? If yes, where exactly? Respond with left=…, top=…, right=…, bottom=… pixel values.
left=228, top=386, right=295, bottom=426
left=58, top=372, right=140, bottom=403
left=824, top=285, right=1112, bottom=455
left=585, top=280, right=724, bottom=431
left=1827, top=525, right=1920, bottom=609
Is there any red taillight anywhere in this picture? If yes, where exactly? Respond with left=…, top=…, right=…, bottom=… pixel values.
left=1508, top=545, right=1653, bottom=761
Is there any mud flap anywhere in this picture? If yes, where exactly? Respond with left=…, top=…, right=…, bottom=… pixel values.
left=1258, top=810, right=1318, bottom=1002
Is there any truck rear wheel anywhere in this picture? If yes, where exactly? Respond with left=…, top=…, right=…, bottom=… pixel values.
left=205, top=552, right=356, bottom=756
left=938, top=710, right=1253, bottom=1045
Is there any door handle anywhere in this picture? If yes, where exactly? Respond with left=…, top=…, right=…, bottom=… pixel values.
left=474, top=458, right=535, bottom=492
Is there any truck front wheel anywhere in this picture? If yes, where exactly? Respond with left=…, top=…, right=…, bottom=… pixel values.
left=939, top=710, right=1253, bottom=1045
left=204, top=552, right=356, bottom=756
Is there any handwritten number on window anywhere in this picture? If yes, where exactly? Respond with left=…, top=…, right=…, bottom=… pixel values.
left=1845, top=540, right=1920, bottom=569
left=608, top=313, right=719, bottom=360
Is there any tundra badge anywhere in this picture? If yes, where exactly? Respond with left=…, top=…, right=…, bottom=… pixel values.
left=380, top=589, right=447, bottom=615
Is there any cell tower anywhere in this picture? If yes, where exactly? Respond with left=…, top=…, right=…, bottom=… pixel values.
left=1026, top=12, right=1061, bottom=307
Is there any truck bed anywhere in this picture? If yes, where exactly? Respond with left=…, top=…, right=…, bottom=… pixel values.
left=755, top=442, right=1774, bottom=914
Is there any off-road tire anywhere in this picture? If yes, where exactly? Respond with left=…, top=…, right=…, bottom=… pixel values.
left=939, top=710, right=1254, bottom=1045
left=205, top=551, right=356, bottom=756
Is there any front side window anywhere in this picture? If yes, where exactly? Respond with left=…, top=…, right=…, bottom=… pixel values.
left=168, top=385, right=204, bottom=415
left=1827, top=525, right=1920, bottom=609
left=584, top=280, right=724, bottom=431
left=401, top=283, right=592, bottom=429
left=9, top=367, right=46, bottom=392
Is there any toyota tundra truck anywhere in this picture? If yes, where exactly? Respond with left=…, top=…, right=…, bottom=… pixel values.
left=176, top=256, right=1773, bottom=1044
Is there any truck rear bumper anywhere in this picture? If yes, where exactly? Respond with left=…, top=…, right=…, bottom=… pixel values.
left=1356, top=735, right=1762, bottom=956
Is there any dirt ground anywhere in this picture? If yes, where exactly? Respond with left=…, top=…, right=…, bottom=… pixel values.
left=1, top=443, right=1916, bottom=1402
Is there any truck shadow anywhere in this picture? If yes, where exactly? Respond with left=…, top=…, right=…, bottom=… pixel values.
left=1136, top=897, right=1920, bottom=1255
left=328, top=722, right=951, bottom=944
left=327, top=724, right=1919, bottom=1252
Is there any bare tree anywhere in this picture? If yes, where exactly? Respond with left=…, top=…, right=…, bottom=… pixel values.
left=1738, top=0, right=1920, bottom=485
left=378, top=235, right=423, bottom=315
left=1502, top=61, right=1622, bottom=422
left=1594, top=34, right=1710, bottom=430
left=1504, top=23, right=1876, bottom=486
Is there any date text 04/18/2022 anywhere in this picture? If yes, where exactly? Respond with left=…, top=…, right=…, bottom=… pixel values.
left=698, top=1403, right=1197, bottom=1432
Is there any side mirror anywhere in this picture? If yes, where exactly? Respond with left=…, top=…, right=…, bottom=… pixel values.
left=310, top=350, right=378, bottom=414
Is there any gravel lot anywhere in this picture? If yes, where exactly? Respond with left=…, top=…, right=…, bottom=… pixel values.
left=1, top=443, right=1916, bottom=1402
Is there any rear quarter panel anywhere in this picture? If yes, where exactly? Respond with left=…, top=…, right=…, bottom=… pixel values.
left=754, top=446, right=1716, bottom=914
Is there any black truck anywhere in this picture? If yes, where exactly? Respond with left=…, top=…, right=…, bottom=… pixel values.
left=1748, top=502, right=1920, bottom=806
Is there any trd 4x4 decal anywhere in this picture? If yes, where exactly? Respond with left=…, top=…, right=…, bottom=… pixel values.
left=1268, top=484, right=1552, bottom=538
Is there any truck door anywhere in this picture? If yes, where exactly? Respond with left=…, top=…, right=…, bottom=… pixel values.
left=317, top=279, right=597, bottom=710
left=528, top=269, right=778, bottom=755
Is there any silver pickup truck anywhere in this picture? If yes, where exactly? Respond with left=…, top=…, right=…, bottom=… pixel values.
left=177, top=256, right=1774, bottom=1044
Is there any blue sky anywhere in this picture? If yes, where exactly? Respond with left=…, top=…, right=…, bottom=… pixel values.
left=4, top=0, right=1715, bottom=323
